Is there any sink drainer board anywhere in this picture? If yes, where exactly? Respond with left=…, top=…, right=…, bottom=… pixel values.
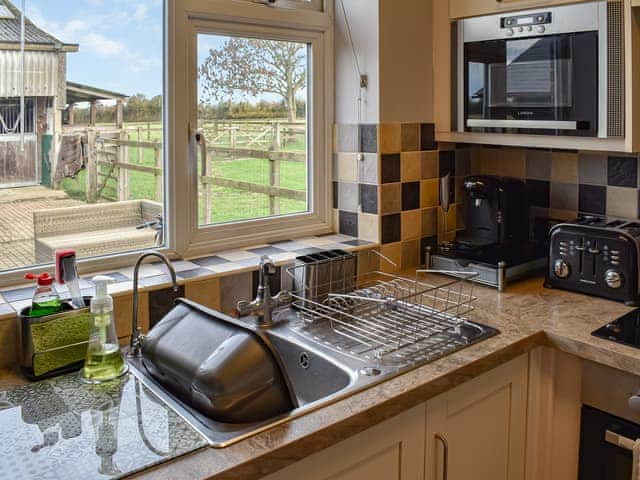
left=285, top=250, right=486, bottom=367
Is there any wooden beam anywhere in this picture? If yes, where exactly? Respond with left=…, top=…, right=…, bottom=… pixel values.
left=201, top=175, right=306, bottom=201
left=89, top=101, right=97, bottom=127
left=116, top=100, right=124, bottom=129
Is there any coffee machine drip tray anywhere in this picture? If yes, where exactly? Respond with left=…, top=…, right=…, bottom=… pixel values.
left=428, top=244, right=546, bottom=291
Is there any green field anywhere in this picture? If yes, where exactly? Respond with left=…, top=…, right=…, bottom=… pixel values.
left=62, top=121, right=308, bottom=224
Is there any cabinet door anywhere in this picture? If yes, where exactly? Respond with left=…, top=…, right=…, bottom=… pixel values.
left=263, top=404, right=426, bottom=480
left=449, top=0, right=584, bottom=20
left=425, top=355, right=528, bottom=480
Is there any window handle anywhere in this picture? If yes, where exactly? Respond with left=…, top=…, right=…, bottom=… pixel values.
left=435, top=433, right=449, bottom=480
left=192, top=127, right=207, bottom=178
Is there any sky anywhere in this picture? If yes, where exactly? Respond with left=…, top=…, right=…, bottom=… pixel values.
left=27, top=0, right=163, bottom=98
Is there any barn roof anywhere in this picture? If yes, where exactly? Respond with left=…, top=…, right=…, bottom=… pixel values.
left=66, top=81, right=128, bottom=104
left=0, top=0, right=78, bottom=52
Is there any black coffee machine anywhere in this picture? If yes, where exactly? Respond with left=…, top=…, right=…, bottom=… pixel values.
left=429, top=175, right=546, bottom=290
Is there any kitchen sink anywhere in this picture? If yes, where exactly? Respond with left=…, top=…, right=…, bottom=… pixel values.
left=127, top=301, right=499, bottom=447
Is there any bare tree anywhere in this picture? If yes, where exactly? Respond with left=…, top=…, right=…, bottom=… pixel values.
left=199, top=38, right=306, bottom=122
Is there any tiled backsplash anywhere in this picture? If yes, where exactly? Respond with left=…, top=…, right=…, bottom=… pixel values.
left=333, top=122, right=457, bottom=272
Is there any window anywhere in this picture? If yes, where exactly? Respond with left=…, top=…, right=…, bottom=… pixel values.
left=0, top=0, right=332, bottom=281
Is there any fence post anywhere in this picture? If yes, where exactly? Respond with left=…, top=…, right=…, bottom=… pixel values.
left=154, top=145, right=162, bottom=202
left=269, top=153, right=280, bottom=216
left=86, top=129, right=98, bottom=203
left=137, top=127, right=143, bottom=163
left=202, top=148, right=212, bottom=223
left=272, top=122, right=281, bottom=150
left=118, top=130, right=129, bottom=201
left=147, top=122, right=151, bottom=140
left=229, top=127, right=237, bottom=148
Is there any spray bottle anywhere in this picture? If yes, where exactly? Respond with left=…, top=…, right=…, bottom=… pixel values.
left=81, top=276, right=127, bottom=383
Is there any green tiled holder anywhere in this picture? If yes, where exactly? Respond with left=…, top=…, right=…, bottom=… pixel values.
left=17, top=300, right=92, bottom=380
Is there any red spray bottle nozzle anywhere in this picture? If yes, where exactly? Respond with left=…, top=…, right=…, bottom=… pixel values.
left=25, top=272, right=54, bottom=286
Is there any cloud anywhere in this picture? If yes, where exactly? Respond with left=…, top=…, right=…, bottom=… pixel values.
left=82, top=32, right=127, bottom=56
left=133, top=4, right=148, bottom=20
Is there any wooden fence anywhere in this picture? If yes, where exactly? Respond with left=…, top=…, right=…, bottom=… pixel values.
left=81, top=121, right=306, bottom=219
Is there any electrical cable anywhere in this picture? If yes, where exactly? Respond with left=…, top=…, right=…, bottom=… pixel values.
left=339, top=0, right=365, bottom=126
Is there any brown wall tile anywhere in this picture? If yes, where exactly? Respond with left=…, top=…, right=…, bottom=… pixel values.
left=401, top=152, right=421, bottom=182
left=551, top=151, right=579, bottom=183
left=421, top=179, right=439, bottom=208
left=421, top=151, right=438, bottom=179
left=379, top=123, right=402, bottom=154
left=401, top=123, right=420, bottom=152
left=500, top=148, right=527, bottom=178
left=114, top=291, right=149, bottom=340
left=401, top=210, right=422, bottom=241
left=381, top=183, right=402, bottom=214
left=421, top=207, right=438, bottom=237
left=380, top=242, right=402, bottom=273
left=0, top=318, right=16, bottom=368
left=401, top=239, right=421, bottom=270
left=185, top=278, right=221, bottom=310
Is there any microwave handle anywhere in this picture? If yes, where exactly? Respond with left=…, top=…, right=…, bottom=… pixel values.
left=605, top=429, right=638, bottom=451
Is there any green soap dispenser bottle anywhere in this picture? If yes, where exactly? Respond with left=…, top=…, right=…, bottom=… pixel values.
left=81, top=276, right=128, bottom=383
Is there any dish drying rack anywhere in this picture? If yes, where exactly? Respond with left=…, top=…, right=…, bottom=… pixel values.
left=283, top=250, right=481, bottom=365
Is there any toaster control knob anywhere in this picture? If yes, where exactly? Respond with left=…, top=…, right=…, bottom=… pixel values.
left=605, top=270, right=623, bottom=289
left=554, top=259, right=570, bottom=279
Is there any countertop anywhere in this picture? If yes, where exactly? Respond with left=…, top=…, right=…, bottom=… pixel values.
left=2, top=274, right=640, bottom=480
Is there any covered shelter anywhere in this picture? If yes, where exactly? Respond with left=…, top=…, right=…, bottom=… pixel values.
left=65, top=81, right=128, bottom=129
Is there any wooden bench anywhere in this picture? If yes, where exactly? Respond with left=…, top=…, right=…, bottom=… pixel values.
left=33, top=200, right=162, bottom=263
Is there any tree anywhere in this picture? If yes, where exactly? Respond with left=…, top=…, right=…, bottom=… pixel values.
left=199, top=38, right=306, bottom=122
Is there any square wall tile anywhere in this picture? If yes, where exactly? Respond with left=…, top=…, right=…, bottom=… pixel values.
left=500, top=148, right=526, bottom=178
left=439, top=150, right=455, bottom=177
left=381, top=213, right=402, bottom=244
left=456, top=203, right=465, bottom=231
left=526, top=149, right=551, bottom=180
left=114, top=292, right=149, bottom=339
left=401, top=239, right=421, bottom=270
left=220, top=272, right=252, bottom=314
left=550, top=182, right=578, bottom=211
left=334, top=153, right=358, bottom=183
left=337, top=181, right=359, bottom=212
left=608, top=156, right=638, bottom=188
left=401, top=152, right=421, bottom=182
left=359, top=124, right=378, bottom=153
left=422, top=207, right=438, bottom=237
left=0, top=318, right=17, bottom=368
left=149, top=286, right=184, bottom=328
left=339, top=210, right=359, bottom=237
left=607, top=186, right=637, bottom=218
left=332, top=181, right=339, bottom=208
left=402, top=182, right=421, bottom=211
left=380, top=242, right=402, bottom=274
left=185, top=278, right=221, bottom=311
left=402, top=210, right=422, bottom=241
left=455, top=149, right=471, bottom=177
left=579, top=184, right=606, bottom=215
left=421, top=151, right=438, bottom=179
left=381, top=154, right=401, bottom=183
left=380, top=183, right=402, bottom=214
left=420, top=123, right=436, bottom=150
left=401, top=123, right=420, bottom=152
left=379, top=123, right=402, bottom=154
left=358, top=153, right=379, bottom=185
left=578, top=152, right=606, bottom=185
left=478, top=146, right=503, bottom=176
left=359, top=184, right=378, bottom=214
left=358, top=213, right=379, bottom=243
left=526, top=180, right=550, bottom=208
left=438, top=207, right=457, bottom=233
left=335, top=124, right=358, bottom=153
left=550, top=151, right=579, bottom=183
left=421, top=179, right=439, bottom=208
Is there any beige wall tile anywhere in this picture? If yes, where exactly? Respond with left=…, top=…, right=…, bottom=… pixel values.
left=335, top=153, right=359, bottom=182
left=401, top=152, right=421, bottom=182
left=402, top=210, right=422, bottom=241
left=551, top=151, right=579, bottom=183
left=607, top=187, right=638, bottom=218
left=379, top=123, right=402, bottom=154
left=0, top=317, right=16, bottom=368
left=332, top=208, right=340, bottom=232
left=358, top=213, right=380, bottom=243
left=185, top=278, right=221, bottom=310
left=421, top=179, right=439, bottom=208
left=380, top=242, right=402, bottom=273
left=401, top=239, right=421, bottom=270
left=220, top=272, right=252, bottom=314
left=421, top=151, right=438, bottom=179
left=422, top=207, right=438, bottom=237
left=114, top=291, right=149, bottom=340
left=500, top=148, right=527, bottom=178
left=381, top=183, right=402, bottom=214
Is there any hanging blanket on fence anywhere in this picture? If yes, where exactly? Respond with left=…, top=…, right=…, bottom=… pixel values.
left=54, top=134, right=84, bottom=183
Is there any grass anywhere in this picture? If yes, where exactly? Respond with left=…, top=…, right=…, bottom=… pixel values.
left=62, top=120, right=309, bottom=224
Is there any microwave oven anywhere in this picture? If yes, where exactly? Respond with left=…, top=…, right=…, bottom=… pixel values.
left=457, top=1, right=624, bottom=138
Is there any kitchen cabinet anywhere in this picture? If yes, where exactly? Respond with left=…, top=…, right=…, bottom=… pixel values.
left=449, top=0, right=586, bottom=20
left=263, top=404, right=426, bottom=480
left=425, top=355, right=528, bottom=480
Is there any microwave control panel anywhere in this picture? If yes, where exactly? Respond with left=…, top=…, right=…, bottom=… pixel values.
left=501, top=12, right=552, bottom=29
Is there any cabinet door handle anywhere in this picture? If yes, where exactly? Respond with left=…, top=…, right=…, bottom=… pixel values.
left=435, top=433, right=449, bottom=480
left=604, top=429, right=637, bottom=451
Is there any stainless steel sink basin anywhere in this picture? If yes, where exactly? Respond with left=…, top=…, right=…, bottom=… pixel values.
left=127, top=303, right=498, bottom=447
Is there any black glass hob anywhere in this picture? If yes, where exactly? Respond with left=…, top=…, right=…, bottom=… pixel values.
left=592, top=309, right=640, bottom=348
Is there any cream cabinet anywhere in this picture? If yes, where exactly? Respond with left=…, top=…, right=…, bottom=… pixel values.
left=449, top=0, right=585, bottom=19
left=263, top=404, right=426, bottom=480
left=425, top=355, right=529, bottom=480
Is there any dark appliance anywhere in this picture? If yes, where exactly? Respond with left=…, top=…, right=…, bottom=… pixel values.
left=579, top=405, right=640, bottom=480
left=593, top=308, right=640, bottom=349
left=545, top=216, right=640, bottom=305
left=429, top=175, right=546, bottom=290
left=457, top=1, right=625, bottom=138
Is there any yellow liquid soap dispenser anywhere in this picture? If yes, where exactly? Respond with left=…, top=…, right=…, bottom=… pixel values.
left=81, top=275, right=128, bottom=383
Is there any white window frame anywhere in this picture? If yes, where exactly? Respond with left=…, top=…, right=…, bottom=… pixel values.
left=0, top=0, right=333, bottom=286
left=169, top=0, right=334, bottom=258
